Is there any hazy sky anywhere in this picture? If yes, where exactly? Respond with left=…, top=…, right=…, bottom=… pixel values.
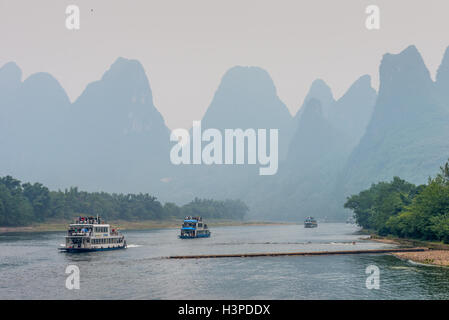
left=1, top=0, right=449, bottom=129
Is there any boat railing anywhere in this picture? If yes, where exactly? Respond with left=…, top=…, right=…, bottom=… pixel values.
left=74, top=216, right=103, bottom=224
left=184, top=216, right=202, bottom=221
left=68, top=231, right=92, bottom=236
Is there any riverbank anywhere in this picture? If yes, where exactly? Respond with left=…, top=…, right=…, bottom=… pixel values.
left=393, top=250, right=449, bottom=267
left=368, top=234, right=449, bottom=267
left=0, top=219, right=295, bottom=233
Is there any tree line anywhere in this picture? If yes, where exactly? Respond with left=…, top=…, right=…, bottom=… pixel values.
left=0, top=176, right=248, bottom=226
left=345, top=159, right=449, bottom=243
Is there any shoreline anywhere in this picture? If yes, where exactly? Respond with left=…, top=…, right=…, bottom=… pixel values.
left=368, top=234, right=449, bottom=267
left=0, top=219, right=296, bottom=234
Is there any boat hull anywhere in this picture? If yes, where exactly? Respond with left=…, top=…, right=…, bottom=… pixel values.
left=59, top=246, right=126, bottom=253
left=179, top=233, right=211, bottom=239
left=304, top=224, right=318, bottom=228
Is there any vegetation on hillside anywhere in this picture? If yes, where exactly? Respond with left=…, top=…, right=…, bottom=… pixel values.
left=345, top=159, right=449, bottom=243
left=0, top=176, right=248, bottom=226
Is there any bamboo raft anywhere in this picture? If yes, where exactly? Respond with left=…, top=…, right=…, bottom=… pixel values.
left=167, top=247, right=428, bottom=259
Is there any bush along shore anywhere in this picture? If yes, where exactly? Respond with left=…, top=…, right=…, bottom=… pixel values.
left=0, top=175, right=249, bottom=228
left=345, top=159, right=449, bottom=266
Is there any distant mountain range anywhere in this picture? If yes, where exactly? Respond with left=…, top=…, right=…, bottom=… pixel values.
left=340, top=45, right=449, bottom=198
left=0, top=58, right=171, bottom=197
left=1, top=44, right=449, bottom=221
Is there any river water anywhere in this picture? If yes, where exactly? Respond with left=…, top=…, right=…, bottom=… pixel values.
left=1, top=223, right=449, bottom=299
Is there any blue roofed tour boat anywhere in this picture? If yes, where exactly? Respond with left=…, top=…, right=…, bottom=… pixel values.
left=179, top=216, right=211, bottom=239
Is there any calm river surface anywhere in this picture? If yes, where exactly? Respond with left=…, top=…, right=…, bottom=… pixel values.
left=1, top=223, right=449, bottom=299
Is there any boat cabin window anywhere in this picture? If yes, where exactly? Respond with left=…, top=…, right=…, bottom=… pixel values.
left=92, top=238, right=122, bottom=244
left=68, top=226, right=91, bottom=235
left=183, top=222, right=196, bottom=227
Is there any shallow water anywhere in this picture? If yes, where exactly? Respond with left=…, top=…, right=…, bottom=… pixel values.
left=1, top=223, right=449, bottom=299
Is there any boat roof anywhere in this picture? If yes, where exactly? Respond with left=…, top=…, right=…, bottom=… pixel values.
left=69, top=224, right=110, bottom=227
left=184, top=219, right=198, bottom=222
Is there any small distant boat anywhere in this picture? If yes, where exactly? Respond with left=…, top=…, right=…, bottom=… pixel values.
left=304, top=216, right=318, bottom=228
left=59, top=216, right=126, bottom=252
left=179, top=216, right=211, bottom=239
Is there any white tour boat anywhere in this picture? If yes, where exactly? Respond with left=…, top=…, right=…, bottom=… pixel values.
left=59, top=216, right=126, bottom=252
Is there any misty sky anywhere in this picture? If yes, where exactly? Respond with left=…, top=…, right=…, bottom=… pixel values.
left=1, top=0, right=449, bottom=129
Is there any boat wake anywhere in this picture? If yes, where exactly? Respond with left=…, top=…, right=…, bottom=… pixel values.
left=126, top=244, right=142, bottom=248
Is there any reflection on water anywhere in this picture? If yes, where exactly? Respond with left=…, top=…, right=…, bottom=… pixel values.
left=1, top=223, right=449, bottom=299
